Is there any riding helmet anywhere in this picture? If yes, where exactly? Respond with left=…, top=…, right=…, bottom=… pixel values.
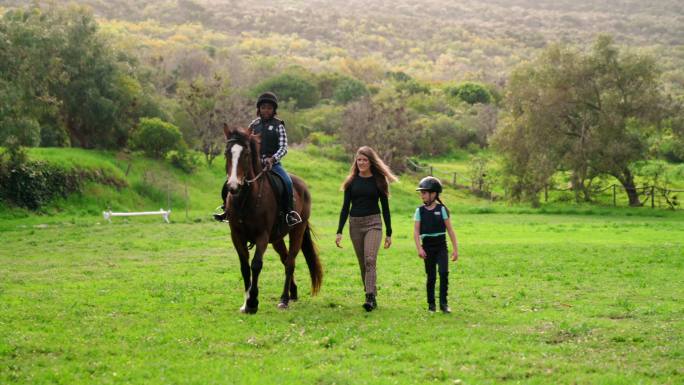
left=416, top=176, right=443, bottom=193
left=256, top=92, right=278, bottom=110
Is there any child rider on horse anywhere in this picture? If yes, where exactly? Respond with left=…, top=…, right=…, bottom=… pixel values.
left=214, top=92, right=302, bottom=227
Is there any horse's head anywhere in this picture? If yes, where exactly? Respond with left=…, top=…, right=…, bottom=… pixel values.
left=223, top=123, right=261, bottom=194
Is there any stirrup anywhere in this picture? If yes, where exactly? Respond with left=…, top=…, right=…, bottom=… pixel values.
left=285, top=211, right=302, bottom=226
left=213, top=205, right=229, bottom=223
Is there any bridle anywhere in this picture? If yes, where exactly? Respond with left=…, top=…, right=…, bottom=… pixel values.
left=224, top=135, right=269, bottom=220
left=225, top=137, right=264, bottom=188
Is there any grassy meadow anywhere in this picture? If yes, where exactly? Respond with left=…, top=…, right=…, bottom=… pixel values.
left=1, top=148, right=683, bottom=384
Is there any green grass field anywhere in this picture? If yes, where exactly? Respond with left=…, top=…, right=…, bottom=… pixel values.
left=1, top=148, right=683, bottom=384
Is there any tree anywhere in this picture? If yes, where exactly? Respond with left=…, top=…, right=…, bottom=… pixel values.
left=253, top=72, right=319, bottom=108
left=176, top=74, right=252, bottom=165
left=340, top=90, right=413, bottom=172
left=494, top=36, right=672, bottom=206
left=333, top=76, right=369, bottom=104
left=0, top=5, right=155, bottom=149
left=449, top=82, right=493, bottom=105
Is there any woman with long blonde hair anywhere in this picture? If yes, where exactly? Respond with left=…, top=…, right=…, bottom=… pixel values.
left=335, top=146, right=398, bottom=311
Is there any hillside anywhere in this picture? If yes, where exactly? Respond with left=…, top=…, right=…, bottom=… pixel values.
left=4, top=0, right=683, bottom=88
left=2, top=148, right=682, bottom=227
left=0, top=147, right=426, bottom=222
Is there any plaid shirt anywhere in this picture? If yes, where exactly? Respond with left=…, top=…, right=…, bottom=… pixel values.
left=272, top=122, right=288, bottom=163
left=250, top=118, right=288, bottom=163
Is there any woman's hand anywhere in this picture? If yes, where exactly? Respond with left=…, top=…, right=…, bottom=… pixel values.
left=451, top=249, right=459, bottom=262
left=384, top=236, right=392, bottom=249
left=335, top=233, right=343, bottom=248
left=418, top=247, right=427, bottom=259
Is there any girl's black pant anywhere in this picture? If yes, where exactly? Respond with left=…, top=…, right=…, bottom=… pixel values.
left=423, top=243, right=449, bottom=306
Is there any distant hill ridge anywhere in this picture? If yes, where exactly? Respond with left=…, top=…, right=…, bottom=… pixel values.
left=3, top=0, right=683, bottom=85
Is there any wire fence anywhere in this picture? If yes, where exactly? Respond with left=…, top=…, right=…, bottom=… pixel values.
left=406, top=158, right=683, bottom=209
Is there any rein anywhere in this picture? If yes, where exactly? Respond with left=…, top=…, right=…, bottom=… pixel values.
left=246, top=171, right=264, bottom=184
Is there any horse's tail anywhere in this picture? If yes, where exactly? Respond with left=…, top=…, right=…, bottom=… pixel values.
left=302, top=222, right=323, bottom=295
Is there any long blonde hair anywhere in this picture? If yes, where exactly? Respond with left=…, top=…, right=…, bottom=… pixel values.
left=341, top=146, right=398, bottom=196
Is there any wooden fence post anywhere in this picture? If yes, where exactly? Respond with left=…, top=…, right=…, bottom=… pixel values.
left=429, top=166, right=433, bottom=176
left=651, top=186, right=655, bottom=208
left=452, top=172, right=456, bottom=186
left=612, top=185, right=616, bottom=207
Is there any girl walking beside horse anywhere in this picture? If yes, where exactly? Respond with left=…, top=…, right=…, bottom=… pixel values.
left=336, top=146, right=397, bottom=311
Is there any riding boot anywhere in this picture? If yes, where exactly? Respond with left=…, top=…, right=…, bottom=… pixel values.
left=213, top=204, right=229, bottom=222
left=213, top=183, right=230, bottom=222
left=363, top=293, right=375, bottom=312
left=285, top=195, right=302, bottom=226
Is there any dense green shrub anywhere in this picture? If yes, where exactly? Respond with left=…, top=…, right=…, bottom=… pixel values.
left=0, top=161, right=80, bottom=210
left=253, top=73, right=320, bottom=108
left=0, top=141, right=127, bottom=210
left=0, top=117, right=41, bottom=147
left=130, top=118, right=182, bottom=159
left=332, top=77, right=369, bottom=104
left=659, top=135, right=684, bottom=163
left=448, top=82, right=493, bottom=105
left=414, top=114, right=477, bottom=156
left=167, top=148, right=200, bottom=173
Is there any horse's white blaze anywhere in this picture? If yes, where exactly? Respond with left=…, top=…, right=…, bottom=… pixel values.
left=227, top=144, right=243, bottom=190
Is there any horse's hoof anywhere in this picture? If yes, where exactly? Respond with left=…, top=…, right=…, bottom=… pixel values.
left=277, top=302, right=289, bottom=310
left=290, top=297, right=298, bottom=302
left=240, top=306, right=258, bottom=314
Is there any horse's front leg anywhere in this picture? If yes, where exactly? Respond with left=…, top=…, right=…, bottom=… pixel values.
left=273, top=239, right=297, bottom=309
left=231, top=231, right=252, bottom=313
left=244, top=234, right=269, bottom=314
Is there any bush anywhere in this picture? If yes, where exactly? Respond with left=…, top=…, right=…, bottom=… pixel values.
left=0, top=140, right=76, bottom=209
left=659, top=136, right=684, bottom=163
left=332, top=77, right=369, bottom=104
left=0, top=138, right=127, bottom=210
left=0, top=161, right=81, bottom=210
left=0, top=117, right=41, bottom=147
left=414, top=114, right=477, bottom=156
left=253, top=73, right=320, bottom=108
left=130, top=118, right=182, bottom=159
left=448, top=82, right=493, bottom=105
left=167, top=148, right=200, bottom=173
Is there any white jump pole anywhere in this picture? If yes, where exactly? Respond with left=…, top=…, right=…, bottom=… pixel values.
left=103, top=209, right=171, bottom=223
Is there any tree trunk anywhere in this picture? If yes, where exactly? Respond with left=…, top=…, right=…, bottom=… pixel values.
left=615, top=168, right=642, bottom=207
left=65, top=116, right=89, bottom=148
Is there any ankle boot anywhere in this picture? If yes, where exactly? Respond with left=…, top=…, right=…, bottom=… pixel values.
left=363, top=293, right=375, bottom=312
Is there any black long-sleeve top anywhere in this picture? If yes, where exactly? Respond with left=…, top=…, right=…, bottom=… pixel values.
left=337, top=175, right=392, bottom=236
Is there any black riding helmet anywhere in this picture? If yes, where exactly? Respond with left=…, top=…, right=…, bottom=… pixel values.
left=256, top=92, right=278, bottom=111
left=416, top=176, right=443, bottom=193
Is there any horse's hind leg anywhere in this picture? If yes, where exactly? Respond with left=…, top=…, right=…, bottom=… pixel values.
left=273, top=239, right=297, bottom=306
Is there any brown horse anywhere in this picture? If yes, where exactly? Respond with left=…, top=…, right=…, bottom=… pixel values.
left=222, top=124, right=322, bottom=314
